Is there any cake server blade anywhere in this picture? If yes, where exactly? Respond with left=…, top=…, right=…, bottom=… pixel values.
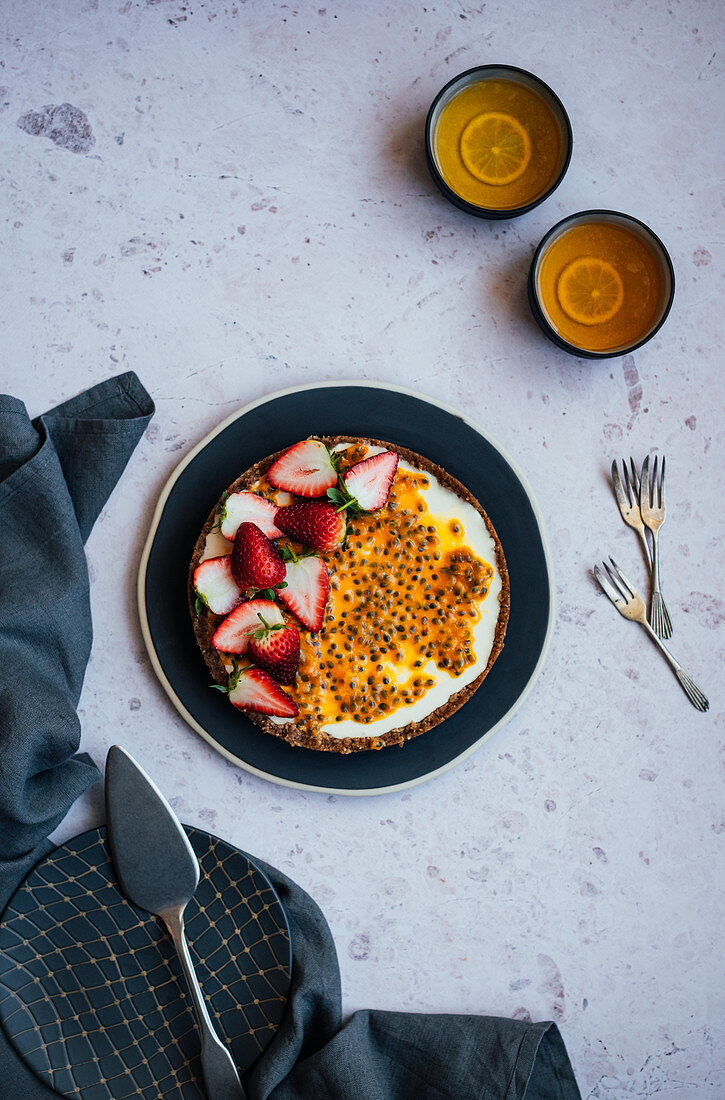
left=105, top=745, right=245, bottom=1099
left=105, top=744, right=198, bottom=912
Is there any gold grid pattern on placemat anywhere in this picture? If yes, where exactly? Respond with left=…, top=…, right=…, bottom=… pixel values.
left=0, top=827, right=291, bottom=1099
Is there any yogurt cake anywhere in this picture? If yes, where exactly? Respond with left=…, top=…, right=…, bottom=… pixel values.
left=189, top=437, right=509, bottom=753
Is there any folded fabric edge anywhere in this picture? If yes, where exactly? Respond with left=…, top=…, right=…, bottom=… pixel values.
left=42, top=371, right=154, bottom=422
left=0, top=395, right=33, bottom=413
left=0, top=428, right=68, bottom=512
left=510, top=1020, right=581, bottom=1100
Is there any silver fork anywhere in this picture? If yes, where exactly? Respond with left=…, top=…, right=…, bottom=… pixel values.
left=594, top=557, right=708, bottom=711
left=639, top=454, right=673, bottom=639
left=611, top=457, right=672, bottom=638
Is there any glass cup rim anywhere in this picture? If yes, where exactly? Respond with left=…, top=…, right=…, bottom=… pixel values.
left=425, top=64, right=574, bottom=219
left=528, top=208, right=676, bottom=359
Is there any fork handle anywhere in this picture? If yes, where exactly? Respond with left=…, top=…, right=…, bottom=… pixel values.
left=648, top=529, right=673, bottom=639
left=641, top=622, right=709, bottom=712
left=636, top=527, right=652, bottom=570
left=650, top=528, right=661, bottom=594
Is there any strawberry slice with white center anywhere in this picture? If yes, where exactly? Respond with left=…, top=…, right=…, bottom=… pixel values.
left=342, top=450, right=398, bottom=512
left=267, top=439, right=338, bottom=498
left=277, top=554, right=329, bottom=632
left=193, top=556, right=242, bottom=616
left=248, top=616, right=300, bottom=684
left=228, top=665, right=298, bottom=718
left=212, top=597, right=283, bottom=654
left=220, top=492, right=283, bottom=541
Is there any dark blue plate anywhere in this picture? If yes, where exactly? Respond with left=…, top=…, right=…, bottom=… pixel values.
left=139, top=383, right=553, bottom=794
left=0, top=827, right=291, bottom=1099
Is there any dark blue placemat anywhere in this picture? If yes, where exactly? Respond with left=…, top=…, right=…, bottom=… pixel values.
left=0, top=827, right=291, bottom=1099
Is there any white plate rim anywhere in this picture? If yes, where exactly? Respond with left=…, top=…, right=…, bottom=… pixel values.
left=137, top=379, right=556, bottom=797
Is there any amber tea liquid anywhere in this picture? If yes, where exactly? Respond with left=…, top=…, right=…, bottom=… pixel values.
left=433, top=78, right=564, bottom=211
left=536, top=221, right=667, bottom=353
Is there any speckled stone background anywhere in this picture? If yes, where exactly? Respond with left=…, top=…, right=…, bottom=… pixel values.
left=2, top=1, right=723, bottom=1096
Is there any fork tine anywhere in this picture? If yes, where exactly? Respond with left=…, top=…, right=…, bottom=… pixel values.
left=652, top=455, right=659, bottom=508
left=629, top=457, right=640, bottom=497
left=621, top=461, right=634, bottom=508
left=594, top=564, right=623, bottom=607
left=660, top=455, right=666, bottom=510
left=640, top=454, right=650, bottom=511
left=608, top=556, right=639, bottom=599
left=603, top=560, right=630, bottom=601
left=612, top=460, right=627, bottom=508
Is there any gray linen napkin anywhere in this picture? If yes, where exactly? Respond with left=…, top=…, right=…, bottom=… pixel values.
left=0, top=374, right=580, bottom=1099
left=0, top=372, right=154, bottom=1096
left=0, top=371, right=155, bottom=908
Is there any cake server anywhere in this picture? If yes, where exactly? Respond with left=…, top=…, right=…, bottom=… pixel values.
left=105, top=745, right=246, bottom=1100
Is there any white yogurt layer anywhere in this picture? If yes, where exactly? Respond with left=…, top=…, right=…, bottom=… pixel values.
left=203, top=448, right=504, bottom=740
left=200, top=527, right=233, bottom=562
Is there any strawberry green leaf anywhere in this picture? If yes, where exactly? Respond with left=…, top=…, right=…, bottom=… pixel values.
left=280, top=544, right=316, bottom=563
left=210, top=660, right=250, bottom=695
left=227, top=657, right=246, bottom=693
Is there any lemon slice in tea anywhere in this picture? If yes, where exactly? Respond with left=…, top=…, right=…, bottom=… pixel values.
left=557, top=257, right=625, bottom=326
left=459, top=112, right=532, bottom=186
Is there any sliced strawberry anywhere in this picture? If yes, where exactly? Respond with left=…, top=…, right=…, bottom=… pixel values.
left=277, top=554, right=329, bottom=631
left=267, top=439, right=337, bottom=498
left=343, top=450, right=398, bottom=512
left=231, top=522, right=286, bottom=590
left=212, top=598, right=283, bottom=654
left=248, top=617, right=300, bottom=684
left=275, top=501, right=346, bottom=553
left=193, top=556, right=241, bottom=616
left=220, top=492, right=283, bottom=541
left=228, top=665, right=298, bottom=718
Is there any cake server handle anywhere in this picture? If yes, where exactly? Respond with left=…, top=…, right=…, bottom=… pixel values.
left=162, top=906, right=247, bottom=1099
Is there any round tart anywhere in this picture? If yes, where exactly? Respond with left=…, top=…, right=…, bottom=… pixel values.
left=189, top=438, right=509, bottom=753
